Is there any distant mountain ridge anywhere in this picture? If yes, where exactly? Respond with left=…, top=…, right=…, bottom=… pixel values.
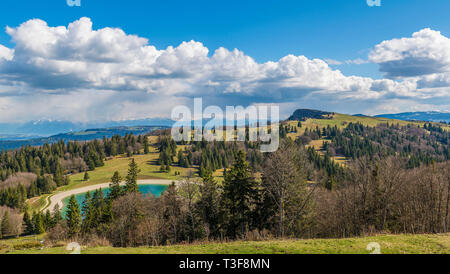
left=375, top=111, right=450, bottom=123
left=0, top=126, right=167, bottom=151
left=287, top=109, right=450, bottom=124
left=0, top=118, right=175, bottom=137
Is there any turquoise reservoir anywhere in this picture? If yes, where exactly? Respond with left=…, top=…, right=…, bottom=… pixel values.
left=62, top=184, right=168, bottom=217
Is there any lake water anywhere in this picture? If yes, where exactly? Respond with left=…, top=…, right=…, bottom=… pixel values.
left=62, top=184, right=168, bottom=216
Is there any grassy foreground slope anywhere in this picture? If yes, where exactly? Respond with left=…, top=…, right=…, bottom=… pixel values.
left=2, top=234, right=449, bottom=254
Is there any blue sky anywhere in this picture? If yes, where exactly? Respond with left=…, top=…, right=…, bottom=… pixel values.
left=1, top=0, right=449, bottom=77
left=0, top=0, right=449, bottom=122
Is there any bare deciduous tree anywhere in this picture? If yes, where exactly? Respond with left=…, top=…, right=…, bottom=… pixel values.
left=262, top=140, right=315, bottom=237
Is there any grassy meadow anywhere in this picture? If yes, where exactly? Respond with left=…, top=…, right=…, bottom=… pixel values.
left=59, top=136, right=195, bottom=192
left=1, top=234, right=449, bottom=254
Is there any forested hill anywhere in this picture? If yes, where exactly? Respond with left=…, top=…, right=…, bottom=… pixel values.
left=288, top=109, right=334, bottom=121
left=0, top=126, right=166, bottom=151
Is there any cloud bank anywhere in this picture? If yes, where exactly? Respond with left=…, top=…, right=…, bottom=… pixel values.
left=0, top=18, right=448, bottom=122
left=369, top=28, right=450, bottom=78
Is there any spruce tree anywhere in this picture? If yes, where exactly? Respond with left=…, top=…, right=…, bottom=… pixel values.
left=52, top=204, right=63, bottom=226
left=178, top=150, right=184, bottom=166
left=23, top=211, right=34, bottom=235
left=197, top=168, right=221, bottom=238
left=1, top=211, right=11, bottom=238
left=91, top=189, right=105, bottom=229
left=101, top=199, right=113, bottom=225
left=144, top=137, right=150, bottom=154
left=32, top=212, right=45, bottom=234
left=81, top=192, right=94, bottom=234
left=44, top=210, right=53, bottom=230
left=84, top=172, right=90, bottom=181
left=109, top=171, right=123, bottom=200
left=222, top=150, right=259, bottom=238
left=125, top=159, right=140, bottom=193
left=54, top=163, right=64, bottom=187
left=111, top=143, right=118, bottom=156
left=66, top=195, right=81, bottom=237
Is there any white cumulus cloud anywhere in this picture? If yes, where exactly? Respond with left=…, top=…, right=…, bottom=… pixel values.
left=369, top=28, right=450, bottom=78
left=0, top=44, right=14, bottom=61
left=0, top=18, right=448, bottom=122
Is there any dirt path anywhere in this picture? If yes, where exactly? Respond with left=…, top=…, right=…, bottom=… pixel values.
left=47, top=179, right=174, bottom=212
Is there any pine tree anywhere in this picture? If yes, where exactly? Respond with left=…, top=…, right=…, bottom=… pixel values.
left=111, top=143, right=118, bottom=156
left=125, top=159, right=140, bottom=193
left=91, top=189, right=105, bottom=229
left=200, top=166, right=214, bottom=182
left=197, top=169, right=221, bottom=238
left=101, top=199, right=113, bottom=225
left=144, top=137, right=150, bottom=154
left=84, top=172, right=90, bottom=181
left=44, top=210, right=53, bottom=230
left=109, top=171, right=123, bottom=200
left=1, top=211, right=12, bottom=238
left=66, top=195, right=81, bottom=237
left=54, top=163, right=64, bottom=187
left=87, top=158, right=96, bottom=171
left=178, top=150, right=185, bottom=166
left=222, top=150, right=259, bottom=238
left=52, top=204, right=63, bottom=226
left=32, top=212, right=45, bottom=234
left=81, top=192, right=94, bottom=234
left=23, top=211, right=34, bottom=235
left=28, top=182, right=39, bottom=198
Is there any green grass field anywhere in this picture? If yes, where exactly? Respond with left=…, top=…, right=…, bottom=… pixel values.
left=2, top=234, right=449, bottom=254
left=28, top=194, right=51, bottom=212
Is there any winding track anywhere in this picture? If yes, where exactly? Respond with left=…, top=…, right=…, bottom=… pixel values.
left=46, top=179, right=174, bottom=212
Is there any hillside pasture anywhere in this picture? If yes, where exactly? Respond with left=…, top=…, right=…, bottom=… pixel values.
left=2, top=234, right=449, bottom=254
